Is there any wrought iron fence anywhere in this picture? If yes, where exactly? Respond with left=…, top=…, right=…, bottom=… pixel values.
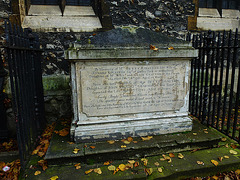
left=188, top=29, right=240, bottom=142
left=3, top=20, right=45, bottom=168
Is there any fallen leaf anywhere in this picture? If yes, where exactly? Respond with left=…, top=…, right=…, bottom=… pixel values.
left=128, top=160, right=135, bottom=164
left=197, top=161, right=204, bottom=165
left=108, top=165, right=116, bottom=171
left=168, top=46, right=174, bottom=50
left=123, top=140, right=130, bottom=144
left=37, top=151, right=45, bottom=157
left=218, top=157, right=223, bottom=162
left=127, top=137, right=133, bottom=142
left=107, top=140, right=115, bottom=144
left=85, top=169, right=93, bottom=175
left=34, top=170, right=41, bottom=176
left=141, top=136, right=153, bottom=141
left=160, top=158, right=165, bottom=161
left=94, top=168, right=102, bottom=174
left=204, top=131, right=208, bottom=134
left=141, top=158, right=148, bottom=166
left=134, top=161, right=139, bottom=167
left=73, top=148, right=80, bottom=154
left=90, top=146, right=95, bottom=149
left=75, top=163, right=81, bottom=169
left=191, top=149, right=199, bottom=153
left=119, top=164, right=126, bottom=171
left=125, top=163, right=133, bottom=169
left=212, top=175, right=219, bottom=180
left=224, top=156, right=230, bottom=159
left=76, top=165, right=81, bottom=170
left=231, top=144, right=238, bottom=149
left=157, top=167, right=163, bottom=173
left=193, top=133, right=197, bottom=136
left=221, top=137, right=227, bottom=142
left=150, top=45, right=158, bottom=51
left=58, top=128, right=69, bottom=136
left=133, top=141, right=138, bottom=143
left=145, top=168, right=153, bottom=176
left=235, top=169, right=240, bottom=175
left=178, top=153, right=184, bottom=159
left=154, top=162, right=160, bottom=166
left=230, top=150, right=238, bottom=155
left=104, top=161, right=110, bottom=165
left=113, top=167, right=120, bottom=175
left=32, top=149, right=39, bottom=155
left=211, top=160, right=219, bottom=166
left=50, top=176, right=59, bottom=180
left=169, top=153, right=175, bottom=158
left=121, top=145, right=127, bottom=148
left=225, top=144, right=229, bottom=148
left=67, top=141, right=74, bottom=145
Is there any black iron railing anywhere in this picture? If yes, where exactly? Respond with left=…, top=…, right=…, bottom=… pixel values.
left=4, top=21, right=45, bottom=168
left=188, top=30, right=240, bottom=142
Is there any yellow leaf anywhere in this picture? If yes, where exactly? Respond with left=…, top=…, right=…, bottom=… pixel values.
left=235, top=169, right=240, bottom=174
left=119, top=164, right=126, bottom=171
left=121, top=145, right=127, bottom=148
left=76, top=166, right=81, bottom=170
left=32, top=149, right=39, bottom=155
left=89, top=146, right=95, bottom=149
left=178, top=153, right=184, bottom=159
left=85, top=169, right=93, bottom=175
left=141, top=136, right=153, bottom=141
left=212, top=175, right=219, bottom=180
left=113, top=167, right=120, bottom=175
left=104, top=161, right=110, bottom=165
left=230, top=150, right=238, bottom=155
left=34, top=170, right=41, bottom=176
left=74, top=163, right=81, bottom=167
left=108, top=165, right=116, bottom=171
left=107, top=140, right=115, bottom=144
left=154, top=162, right=160, bottom=166
left=157, top=167, right=163, bottom=173
left=141, top=158, right=148, bottom=166
left=128, top=160, right=135, bottom=164
left=94, top=168, right=102, bottom=175
left=211, top=160, right=219, bottom=166
left=224, top=156, right=229, bottom=159
left=160, top=158, right=165, bottom=161
left=225, top=144, right=229, bottom=148
left=125, top=163, right=133, bottom=169
left=145, top=168, right=153, bottom=175
left=67, top=141, right=74, bottom=145
left=168, top=46, right=174, bottom=50
left=123, top=140, right=130, bottom=144
left=204, top=131, right=208, bottom=134
left=50, top=176, right=59, bottom=180
left=73, top=148, right=80, bottom=154
left=193, top=133, right=197, bottom=136
left=197, top=161, right=204, bottom=165
left=169, top=153, right=175, bottom=158
left=133, top=141, right=138, bottom=143
left=218, top=157, right=223, bottom=162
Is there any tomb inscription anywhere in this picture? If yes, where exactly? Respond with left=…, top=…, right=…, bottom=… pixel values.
left=80, top=61, right=188, bottom=116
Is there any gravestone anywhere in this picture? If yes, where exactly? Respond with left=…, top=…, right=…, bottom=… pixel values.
left=65, top=28, right=198, bottom=143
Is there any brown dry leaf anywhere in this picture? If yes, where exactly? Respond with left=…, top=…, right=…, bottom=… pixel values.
left=191, top=149, right=199, bottom=153
left=85, top=169, right=94, bottom=175
left=197, top=161, right=204, bottom=165
left=169, top=153, right=175, bottom=158
left=119, top=164, right=126, bottom=171
left=134, top=161, right=139, bottom=167
left=211, top=160, right=219, bottom=166
left=235, top=169, right=240, bottom=175
left=145, top=168, right=153, bottom=176
left=168, top=46, right=174, bottom=50
left=121, top=145, right=127, bottom=148
left=154, top=162, right=160, bottom=166
left=123, top=140, right=130, bottom=144
left=107, top=140, right=115, bottom=144
left=221, top=137, right=227, bottom=142
left=125, top=163, right=133, bottom=169
left=157, top=167, right=163, bottom=173
left=73, top=148, right=80, bottom=154
left=50, top=176, right=59, bottom=180
left=94, top=168, right=102, bottom=175
left=127, top=137, right=133, bottom=142
left=133, top=141, right=138, bottom=143
left=108, top=165, right=116, bottom=171
left=150, top=45, right=158, bottom=51
left=141, top=158, right=148, bottom=166
left=104, top=161, right=110, bottom=165
left=218, top=157, right=223, bottom=162
left=178, top=153, right=184, bottom=159
left=193, top=133, right=197, bottom=136
left=230, top=150, right=238, bottom=155
left=0, top=162, right=6, bottom=169
left=128, top=160, right=135, bottom=164
left=204, top=131, right=208, bottom=134
left=58, top=128, right=69, bottom=136
left=37, top=151, right=45, bottom=157
left=67, top=141, right=74, bottom=145
left=90, top=146, right=96, bottom=149
left=141, top=136, right=153, bottom=141
left=113, top=167, right=120, bottom=175
left=231, top=144, right=238, bottom=149
left=224, top=155, right=230, bottom=159
left=34, top=170, right=41, bottom=176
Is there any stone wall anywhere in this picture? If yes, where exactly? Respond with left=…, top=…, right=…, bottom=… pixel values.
left=0, top=0, right=11, bottom=46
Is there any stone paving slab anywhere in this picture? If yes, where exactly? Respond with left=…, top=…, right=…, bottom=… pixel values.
left=24, top=146, right=240, bottom=180
left=45, top=119, right=223, bottom=165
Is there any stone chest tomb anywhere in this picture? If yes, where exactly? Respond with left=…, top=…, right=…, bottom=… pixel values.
left=65, top=28, right=198, bottom=143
